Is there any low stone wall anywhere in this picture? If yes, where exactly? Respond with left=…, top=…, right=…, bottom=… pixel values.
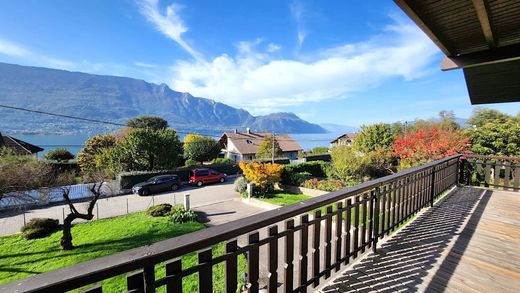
left=280, top=185, right=329, bottom=197
left=241, top=197, right=282, bottom=210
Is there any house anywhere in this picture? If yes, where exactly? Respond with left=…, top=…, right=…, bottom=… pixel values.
left=219, top=129, right=303, bottom=162
left=330, top=133, right=357, bottom=148
left=0, top=132, right=43, bottom=156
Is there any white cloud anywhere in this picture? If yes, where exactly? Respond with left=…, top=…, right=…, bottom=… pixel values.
left=138, top=0, right=201, bottom=60
left=169, top=20, right=441, bottom=115
left=290, top=0, right=306, bottom=48
left=267, top=43, right=281, bottom=53
left=0, top=39, right=31, bottom=57
left=135, top=61, right=159, bottom=68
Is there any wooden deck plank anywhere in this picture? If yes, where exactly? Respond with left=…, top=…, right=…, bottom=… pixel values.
left=320, top=187, right=520, bottom=293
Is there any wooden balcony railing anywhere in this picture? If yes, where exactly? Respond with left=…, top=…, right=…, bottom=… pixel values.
left=460, top=154, right=520, bottom=191
left=0, top=155, right=462, bottom=293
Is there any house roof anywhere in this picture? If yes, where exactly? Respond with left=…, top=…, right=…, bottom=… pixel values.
left=220, top=131, right=303, bottom=155
left=330, top=133, right=357, bottom=144
left=0, top=132, right=44, bottom=155
left=395, top=0, right=520, bottom=104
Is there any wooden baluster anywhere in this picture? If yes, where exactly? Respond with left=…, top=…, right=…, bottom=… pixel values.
left=335, top=202, right=343, bottom=272
left=285, top=219, right=295, bottom=293
left=372, top=187, right=380, bottom=253
left=248, top=232, right=260, bottom=293
left=312, top=210, right=322, bottom=287
left=127, top=271, right=144, bottom=293
left=514, top=163, right=520, bottom=191
left=344, top=199, right=352, bottom=265
left=225, top=240, right=238, bottom=293
left=367, top=192, right=373, bottom=249
left=392, top=181, right=397, bottom=231
left=360, top=195, right=367, bottom=251
left=485, top=160, right=491, bottom=187
left=379, top=189, right=385, bottom=238
left=494, top=161, right=501, bottom=188
left=81, top=285, right=102, bottom=293
left=166, top=259, right=182, bottom=293
left=299, top=214, right=309, bottom=289
left=198, top=249, right=213, bottom=293
left=143, top=265, right=155, bottom=293
left=325, top=206, right=333, bottom=278
left=353, top=196, right=360, bottom=258
left=504, top=161, right=511, bottom=190
left=398, top=179, right=403, bottom=225
left=268, top=226, right=279, bottom=293
left=386, top=184, right=391, bottom=235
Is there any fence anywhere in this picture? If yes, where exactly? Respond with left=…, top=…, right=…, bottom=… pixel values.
left=0, top=155, right=461, bottom=292
left=0, top=191, right=189, bottom=236
left=460, top=154, right=520, bottom=191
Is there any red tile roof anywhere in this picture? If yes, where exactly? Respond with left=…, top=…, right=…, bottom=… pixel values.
left=220, top=131, right=302, bottom=155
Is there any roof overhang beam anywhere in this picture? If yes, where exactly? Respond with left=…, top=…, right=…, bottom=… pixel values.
left=441, top=43, right=520, bottom=71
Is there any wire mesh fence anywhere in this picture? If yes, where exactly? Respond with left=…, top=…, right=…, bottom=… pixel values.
left=0, top=190, right=187, bottom=236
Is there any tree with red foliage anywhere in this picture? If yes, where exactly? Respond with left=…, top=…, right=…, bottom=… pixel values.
left=392, top=125, right=471, bottom=168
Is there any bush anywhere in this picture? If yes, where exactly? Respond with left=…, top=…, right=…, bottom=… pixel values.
left=147, top=204, right=173, bottom=217
left=304, top=153, right=331, bottom=162
left=44, top=148, right=75, bottom=162
left=211, top=158, right=234, bottom=164
left=234, top=176, right=248, bottom=194
left=281, top=161, right=329, bottom=185
left=21, top=218, right=60, bottom=239
left=286, top=171, right=313, bottom=186
left=184, top=159, right=198, bottom=167
left=302, top=178, right=359, bottom=192
left=169, top=206, right=198, bottom=223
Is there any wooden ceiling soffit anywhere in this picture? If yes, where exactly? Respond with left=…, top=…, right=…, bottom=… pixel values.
left=442, top=43, right=520, bottom=71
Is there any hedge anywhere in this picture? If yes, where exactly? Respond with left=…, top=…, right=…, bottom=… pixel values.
left=254, top=158, right=291, bottom=164
left=304, top=153, right=331, bottom=162
left=118, top=163, right=241, bottom=190
left=46, top=160, right=81, bottom=173
left=281, top=161, right=329, bottom=185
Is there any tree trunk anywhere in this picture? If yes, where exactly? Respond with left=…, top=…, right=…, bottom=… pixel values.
left=60, top=215, right=75, bottom=250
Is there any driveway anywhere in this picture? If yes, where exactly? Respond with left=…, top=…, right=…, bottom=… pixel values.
left=0, top=178, right=265, bottom=235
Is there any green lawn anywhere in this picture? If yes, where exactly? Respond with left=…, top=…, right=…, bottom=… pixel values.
left=0, top=212, right=246, bottom=292
left=258, top=192, right=313, bottom=206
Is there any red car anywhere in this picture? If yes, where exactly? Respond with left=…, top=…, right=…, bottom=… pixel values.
left=189, top=168, right=227, bottom=187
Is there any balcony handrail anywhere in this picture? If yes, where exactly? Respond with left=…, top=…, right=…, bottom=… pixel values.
left=464, top=154, right=520, bottom=161
left=0, top=154, right=462, bottom=293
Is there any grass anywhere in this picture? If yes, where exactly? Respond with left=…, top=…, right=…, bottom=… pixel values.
left=0, top=212, right=246, bottom=292
left=258, top=191, right=313, bottom=206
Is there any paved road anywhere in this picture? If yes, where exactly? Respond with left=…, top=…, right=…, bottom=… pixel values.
left=0, top=178, right=265, bottom=235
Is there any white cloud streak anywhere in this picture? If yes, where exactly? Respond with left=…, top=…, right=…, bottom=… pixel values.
left=169, top=20, right=441, bottom=115
left=290, top=0, right=306, bottom=48
left=138, top=0, right=202, bottom=60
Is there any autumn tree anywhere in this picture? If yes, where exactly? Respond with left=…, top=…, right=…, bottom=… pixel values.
left=77, top=134, right=117, bottom=173
left=127, top=115, right=169, bottom=130
left=256, top=135, right=282, bottom=160
left=239, top=162, right=284, bottom=195
left=393, top=124, right=470, bottom=168
left=184, top=135, right=221, bottom=163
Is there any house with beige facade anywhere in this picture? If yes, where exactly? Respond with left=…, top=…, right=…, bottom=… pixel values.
left=219, top=129, right=303, bottom=162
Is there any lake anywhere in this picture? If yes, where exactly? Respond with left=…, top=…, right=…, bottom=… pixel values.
left=15, top=131, right=345, bottom=156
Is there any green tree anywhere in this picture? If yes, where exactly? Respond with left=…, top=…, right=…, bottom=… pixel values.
left=466, top=108, right=512, bottom=128
left=256, top=135, right=282, bottom=160
left=184, top=136, right=221, bottom=163
left=44, top=148, right=75, bottom=162
left=464, top=120, right=520, bottom=157
left=438, top=110, right=460, bottom=130
left=127, top=115, right=169, bottom=130
left=310, top=146, right=329, bottom=154
left=353, top=123, right=395, bottom=153
left=330, top=145, right=369, bottom=181
left=109, top=128, right=183, bottom=171
left=77, top=134, right=117, bottom=173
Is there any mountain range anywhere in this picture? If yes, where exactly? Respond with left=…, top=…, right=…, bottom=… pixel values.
left=0, top=62, right=326, bottom=135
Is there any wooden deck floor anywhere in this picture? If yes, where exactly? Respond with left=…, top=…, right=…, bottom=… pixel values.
left=320, top=187, right=520, bottom=293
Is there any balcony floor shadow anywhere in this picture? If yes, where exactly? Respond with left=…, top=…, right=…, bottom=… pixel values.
left=321, top=187, right=520, bottom=293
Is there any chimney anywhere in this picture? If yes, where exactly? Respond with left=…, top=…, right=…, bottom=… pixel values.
left=234, top=129, right=238, bottom=134
left=246, top=128, right=251, bottom=134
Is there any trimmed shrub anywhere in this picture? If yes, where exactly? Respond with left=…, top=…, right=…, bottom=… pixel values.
left=304, top=153, right=332, bottom=162
left=211, top=158, right=234, bottom=164
left=44, top=148, right=75, bottom=162
left=302, top=178, right=359, bottom=192
left=118, top=163, right=241, bottom=189
left=147, top=203, right=173, bottom=217
left=21, top=218, right=60, bottom=239
left=286, top=171, right=313, bottom=186
left=184, top=159, right=198, bottom=167
left=234, top=176, right=248, bottom=194
left=254, top=158, right=291, bottom=164
left=281, top=161, right=329, bottom=185
left=169, top=206, right=198, bottom=223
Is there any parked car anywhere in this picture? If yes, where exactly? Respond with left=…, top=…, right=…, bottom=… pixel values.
left=132, top=175, right=182, bottom=196
left=189, top=168, right=227, bottom=187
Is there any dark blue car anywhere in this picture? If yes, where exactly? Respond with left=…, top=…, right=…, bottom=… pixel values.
left=132, top=175, right=182, bottom=196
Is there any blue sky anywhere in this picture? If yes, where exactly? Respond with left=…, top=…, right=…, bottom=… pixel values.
left=0, top=0, right=518, bottom=127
